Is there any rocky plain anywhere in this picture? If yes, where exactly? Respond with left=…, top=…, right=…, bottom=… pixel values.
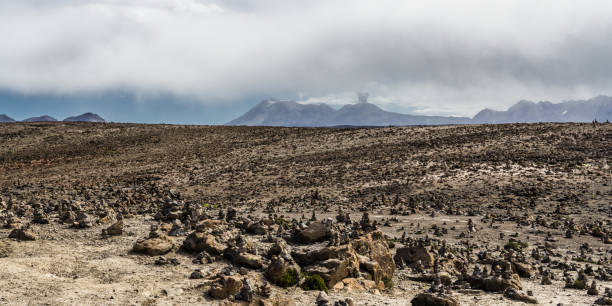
left=0, top=121, right=611, bottom=306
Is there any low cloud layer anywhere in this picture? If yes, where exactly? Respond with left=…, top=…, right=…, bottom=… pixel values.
left=2, top=0, right=612, bottom=116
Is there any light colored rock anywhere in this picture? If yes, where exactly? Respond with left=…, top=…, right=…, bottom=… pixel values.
left=352, top=230, right=395, bottom=284
left=332, top=281, right=345, bottom=291
left=132, top=234, right=174, bottom=255
left=362, top=280, right=384, bottom=291
left=233, top=252, right=264, bottom=269
left=182, top=232, right=226, bottom=255
left=341, top=278, right=364, bottom=291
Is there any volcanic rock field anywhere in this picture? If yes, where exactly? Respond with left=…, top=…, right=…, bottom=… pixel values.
left=0, top=122, right=611, bottom=305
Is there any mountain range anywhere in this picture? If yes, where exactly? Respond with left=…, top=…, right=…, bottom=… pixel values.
left=3, top=96, right=612, bottom=126
left=0, top=112, right=106, bottom=123
left=472, top=95, right=612, bottom=123
left=228, top=95, right=612, bottom=126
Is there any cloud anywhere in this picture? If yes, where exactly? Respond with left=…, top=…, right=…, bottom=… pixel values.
left=2, top=0, right=612, bottom=116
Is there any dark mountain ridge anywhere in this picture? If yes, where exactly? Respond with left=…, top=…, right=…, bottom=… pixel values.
left=63, top=113, right=106, bottom=123
left=22, top=115, right=58, bottom=122
left=1, top=112, right=106, bottom=123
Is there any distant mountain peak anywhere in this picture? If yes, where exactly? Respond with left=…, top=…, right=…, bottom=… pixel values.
left=227, top=99, right=335, bottom=126
left=63, top=112, right=106, bottom=123
left=22, top=115, right=57, bottom=122
left=0, top=114, right=16, bottom=123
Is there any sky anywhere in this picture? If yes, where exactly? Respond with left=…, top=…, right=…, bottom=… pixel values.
left=2, top=0, right=612, bottom=123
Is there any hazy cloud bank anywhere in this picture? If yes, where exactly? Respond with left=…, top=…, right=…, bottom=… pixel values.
left=2, top=0, right=612, bottom=116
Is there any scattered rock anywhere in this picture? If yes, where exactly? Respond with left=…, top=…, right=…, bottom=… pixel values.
left=190, top=269, right=204, bottom=279
left=105, top=220, right=123, bottom=236
left=504, top=287, right=538, bottom=304
left=316, top=291, right=329, bottom=306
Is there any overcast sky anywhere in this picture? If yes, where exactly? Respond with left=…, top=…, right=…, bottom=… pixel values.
left=2, top=0, right=612, bottom=121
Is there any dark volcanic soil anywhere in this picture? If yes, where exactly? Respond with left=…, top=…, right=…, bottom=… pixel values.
left=0, top=122, right=611, bottom=305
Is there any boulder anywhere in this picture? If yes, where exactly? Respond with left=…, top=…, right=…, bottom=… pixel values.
left=232, top=252, right=264, bottom=269
left=266, top=257, right=289, bottom=284
left=359, top=259, right=384, bottom=282
left=259, top=295, right=297, bottom=306
left=296, top=221, right=331, bottom=244
left=168, top=224, right=185, bottom=237
left=236, top=278, right=255, bottom=302
left=394, top=246, right=434, bottom=269
left=335, top=278, right=363, bottom=291
left=361, top=279, right=384, bottom=291
left=265, top=257, right=300, bottom=285
left=267, top=239, right=292, bottom=259
left=595, top=297, right=612, bottom=305
left=182, top=232, right=226, bottom=255
left=132, top=234, right=174, bottom=255
left=316, top=291, right=329, bottom=306
left=209, top=275, right=243, bottom=299
left=469, top=274, right=522, bottom=292
left=97, top=210, right=116, bottom=225
left=292, top=244, right=360, bottom=287
left=75, top=212, right=93, bottom=228
left=408, top=272, right=453, bottom=286
left=411, top=292, right=459, bottom=306
left=106, top=220, right=123, bottom=236
left=512, top=262, right=533, bottom=278
left=352, top=230, right=395, bottom=283
left=8, top=228, right=37, bottom=241
left=246, top=221, right=267, bottom=235
left=195, top=219, right=223, bottom=232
